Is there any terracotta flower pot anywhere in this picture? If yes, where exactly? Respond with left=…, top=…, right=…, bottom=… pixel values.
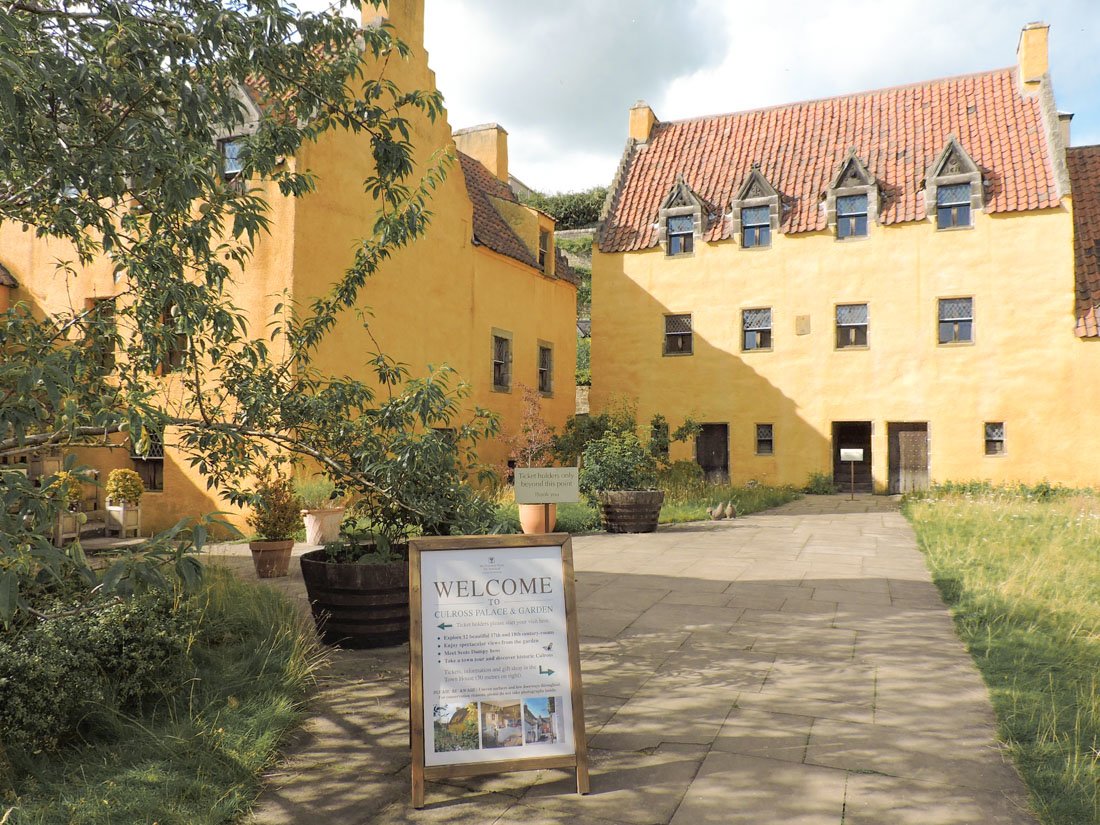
left=518, top=502, right=557, bottom=534
left=249, top=539, right=294, bottom=578
left=596, top=490, right=665, bottom=533
left=301, top=507, right=346, bottom=545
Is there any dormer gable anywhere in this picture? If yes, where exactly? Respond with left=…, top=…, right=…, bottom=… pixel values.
left=925, top=136, right=984, bottom=227
left=825, top=150, right=879, bottom=237
left=657, top=173, right=706, bottom=255
left=731, top=165, right=780, bottom=248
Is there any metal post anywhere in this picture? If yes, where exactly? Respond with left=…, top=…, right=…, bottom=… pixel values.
left=849, top=460, right=855, bottom=501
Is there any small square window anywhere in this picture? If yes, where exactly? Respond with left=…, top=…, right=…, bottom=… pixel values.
left=984, top=422, right=1005, bottom=456
left=537, top=344, right=553, bottom=395
left=492, top=332, right=512, bottom=391
left=836, top=303, right=868, bottom=348
left=741, top=206, right=771, bottom=248
left=836, top=194, right=868, bottom=239
left=756, top=424, right=774, bottom=456
left=219, top=137, right=244, bottom=179
left=938, top=298, right=973, bottom=344
left=937, top=184, right=972, bottom=229
left=130, top=428, right=165, bottom=491
left=667, top=215, right=694, bottom=256
left=742, top=308, right=772, bottom=351
left=664, top=313, right=693, bottom=355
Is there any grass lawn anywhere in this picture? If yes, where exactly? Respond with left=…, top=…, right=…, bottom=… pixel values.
left=3, top=568, right=323, bottom=824
left=494, top=483, right=802, bottom=532
left=903, top=488, right=1100, bottom=825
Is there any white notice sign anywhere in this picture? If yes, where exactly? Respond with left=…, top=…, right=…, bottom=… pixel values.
left=420, top=545, right=576, bottom=767
left=840, top=448, right=865, bottom=462
left=513, top=468, right=580, bottom=504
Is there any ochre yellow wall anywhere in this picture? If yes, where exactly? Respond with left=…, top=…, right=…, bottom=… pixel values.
left=592, top=205, right=1100, bottom=490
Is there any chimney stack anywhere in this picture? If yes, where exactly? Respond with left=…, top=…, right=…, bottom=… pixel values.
left=1017, top=22, right=1050, bottom=89
left=629, top=101, right=658, bottom=143
left=453, top=124, right=509, bottom=183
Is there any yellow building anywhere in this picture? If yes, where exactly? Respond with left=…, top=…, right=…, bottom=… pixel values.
left=0, top=0, right=577, bottom=532
left=593, top=23, right=1099, bottom=493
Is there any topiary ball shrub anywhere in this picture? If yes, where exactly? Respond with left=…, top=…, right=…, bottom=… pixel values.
left=105, top=468, right=145, bottom=505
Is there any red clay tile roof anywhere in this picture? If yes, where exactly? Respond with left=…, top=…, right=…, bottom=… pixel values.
left=601, top=68, right=1062, bottom=253
left=1068, top=145, right=1100, bottom=337
left=0, top=262, right=16, bottom=288
left=456, top=150, right=579, bottom=286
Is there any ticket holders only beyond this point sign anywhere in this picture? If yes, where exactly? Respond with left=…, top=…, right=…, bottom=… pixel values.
left=408, top=534, right=589, bottom=808
left=513, top=467, right=580, bottom=505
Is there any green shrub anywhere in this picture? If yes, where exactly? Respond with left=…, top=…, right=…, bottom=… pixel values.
left=551, top=406, right=636, bottom=465
left=657, top=459, right=705, bottom=496
left=803, top=471, right=838, bottom=495
left=519, top=188, right=607, bottom=230
left=579, top=431, right=658, bottom=503
left=293, top=475, right=338, bottom=510
left=575, top=337, right=590, bottom=386
left=105, top=468, right=144, bottom=505
left=247, top=468, right=302, bottom=541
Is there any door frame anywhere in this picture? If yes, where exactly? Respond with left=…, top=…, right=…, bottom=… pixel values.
left=887, top=422, right=930, bottom=495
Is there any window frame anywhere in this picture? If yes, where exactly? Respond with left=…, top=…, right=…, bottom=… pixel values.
left=835, top=303, right=869, bottom=349
left=836, top=194, right=869, bottom=239
left=663, top=313, right=694, bottom=357
left=666, top=214, right=695, bottom=256
left=935, top=184, right=973, bottom=230
left=538, top=228, right=551, bottom=270
left=130, top=428, right=165, bottom=492
left=984, top=422, right=1006, bottom=456
left=741, top=307, right=773, bottom=352
left=491, top=328, right=513, bottom=393
left=740, top=205, right=772, bottom=249
left=926, top=138, right=983, bottom=231
left=537, top=341, right=554, bottom=396
left=218, top=136, right=244, bottom=180
left=755, top=423, right=774, bottom=456
left=84, top=297, right=118, bottom=372
left=937, top=296, right=975, bottom=345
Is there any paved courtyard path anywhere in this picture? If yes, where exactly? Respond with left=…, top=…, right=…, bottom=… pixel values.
left=210, top=495, right=1038, bottom=825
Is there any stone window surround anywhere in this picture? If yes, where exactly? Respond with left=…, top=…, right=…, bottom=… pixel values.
left=731, top=167, right=781, bottom=248
left=662, top=312, right=694, bottom=357
left=491, top=327, right=513, bottom=393
left=925, top=137, right=984, bottom=229
left=537, top=339, right=554, bottom=397
left=825, top=150, right=879, bottom=239
left=657, top=174, right=706, bottom=256
left=755, top=423, right=775, bottom=456
left=937, top=295, right=976, bottom=346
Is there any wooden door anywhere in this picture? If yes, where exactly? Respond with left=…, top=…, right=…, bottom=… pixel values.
left=888, top=423, right=929, bottom=494
left=696, top=424, right=729, bottom=483
left=832, top=422, right=872, bottom=492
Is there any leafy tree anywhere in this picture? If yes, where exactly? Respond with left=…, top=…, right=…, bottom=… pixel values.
left=0, top=0, right=496, bottom=624
left=520, top=187, right=608, bottom=230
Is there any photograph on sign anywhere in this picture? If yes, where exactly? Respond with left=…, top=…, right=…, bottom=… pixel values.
left=419, top=545, right=577, bottom=767
left=840, top=448, right=865, bottom=462
left=513, top=467, right=580, bottom=504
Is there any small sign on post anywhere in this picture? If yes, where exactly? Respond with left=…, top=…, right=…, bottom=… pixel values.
left=408, top=534, right=589, bottom=808
left=514, top=467, right=580, bottom=534
left=840, top=448, right=865, bottom=500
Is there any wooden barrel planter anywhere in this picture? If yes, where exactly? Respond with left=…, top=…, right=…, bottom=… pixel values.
left=596, top=490, right=665, bottom=533
left=299, top=549, right=409, bottom=649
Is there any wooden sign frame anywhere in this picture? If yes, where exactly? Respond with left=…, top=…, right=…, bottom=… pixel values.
left=408, top=533, right=589, bottom=809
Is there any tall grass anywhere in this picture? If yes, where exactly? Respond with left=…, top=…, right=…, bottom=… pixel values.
left=903, top=489, right=1100, bottom=825
left=5, top=568, right=324, bottom=824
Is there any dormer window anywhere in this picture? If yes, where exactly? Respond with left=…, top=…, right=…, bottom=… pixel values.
left=658, top=174, right=705, bottom=257
left=836, top=194, right=868, bottom=239
left=826, top=151, right=878, bottom=240
left=667, top=215, right=694, bottom=255
left=219, top=137, right=243, bottom=179
left=926, top=137, right=982, bottom=230
left=732, top=166, right=780, bottom=250
left=538, top=229, right=550, bottom=269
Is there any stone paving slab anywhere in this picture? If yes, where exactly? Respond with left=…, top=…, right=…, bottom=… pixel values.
left=212, top=494, right=1040, bottom=825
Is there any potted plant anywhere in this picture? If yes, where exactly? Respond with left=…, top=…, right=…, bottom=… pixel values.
left=247, top=467, right=302, bottom=578
left=294, top=474, right=345, bottom=545
left=50, top=469, right=87, bottom=545
left=501, top=384, right=557, bottom=534
left=104, top=468, right=144, bottom=538
left=579, top=430, right=664, bottom=533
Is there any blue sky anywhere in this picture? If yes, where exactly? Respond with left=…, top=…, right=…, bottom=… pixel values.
left=419, top=0, right=1099, bottom=193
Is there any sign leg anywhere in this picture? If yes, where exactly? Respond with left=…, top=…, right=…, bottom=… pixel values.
left=575, top=760, right=590, bottom=795
left=850, top=461, right=855, bottom=501
left=412, top=765, right=425, bottom=809
left=543, top=502, right=551, bottom=532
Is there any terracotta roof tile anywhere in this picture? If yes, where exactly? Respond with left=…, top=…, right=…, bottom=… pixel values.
left=602, top=68, right=1061, bottom=253
left=1068, top=145, right=1100, bottom=337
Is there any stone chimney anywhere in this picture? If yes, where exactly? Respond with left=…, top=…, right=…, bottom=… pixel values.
left=629, top=100, right=658, bottom=143
left=1017, top=22, right=1049, bottom=88
left=363, top=1, right=424, bottom=52
left=453, top=124, right=509, bottom=183
left=1058, top=111, right=1073, bottom=146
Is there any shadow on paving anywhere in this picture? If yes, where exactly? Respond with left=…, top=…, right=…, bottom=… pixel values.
left=215, top=499, right=1039, bottom=825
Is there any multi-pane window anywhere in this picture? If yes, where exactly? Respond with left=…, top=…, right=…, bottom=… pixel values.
left=755, top=424, right=774, bottom=456
left=938, top=298, right=974, bottom=344
left=667, top=215, right=694, bottom=256
left=538, top=229, right=550, bottom=269
left=664, top=313, right=693, bottom=355
left=836, top=194, right=868, bottom=239
left=742, top=308, right=772, bottom=351
left=741, top=206, right=771, bottom=248
left=492, top=333, right=512, bottom=391
left=219, top=138, right=243, bottom=178
left=131, top=428, right=164, bottom=491
left=836, top=303, right=869, bottom=348
left=984, top=422, right=1005, bottom=456
left=537, top=344, right=553, bottom=394
left=936, top=184, right=972, bottom=229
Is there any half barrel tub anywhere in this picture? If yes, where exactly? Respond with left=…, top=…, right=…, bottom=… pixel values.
left=596, top=490, right=665, bottom=533
left=299, top=550, right=409, bottom=648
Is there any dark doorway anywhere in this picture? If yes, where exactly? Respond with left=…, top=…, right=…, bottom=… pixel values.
left=888, top=423, right=929, bottom=494
left=832, top=421, right=872, bottom=492
left=696, top=424, right=729, bottom=483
